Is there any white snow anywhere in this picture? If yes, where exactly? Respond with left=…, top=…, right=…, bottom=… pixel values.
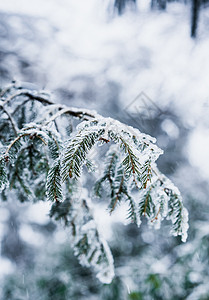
left=26, top=201, right=51, bottom=225
left=19, top=224, right=45, bottom=246
left=161, top=119, right=179, bottom=139
left=187, top=127, right=209, bottom=180
left=0, top=257, right=14, bottom=278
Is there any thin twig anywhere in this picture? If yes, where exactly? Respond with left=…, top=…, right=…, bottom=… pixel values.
left=2, top=91, right=97, bottom=128
left=2, top=90, right=53, bottom=107
left=5, top=132, right=47, bottom=156
left=44, top=107, right=96, bottom=125
left=0, top=83, right=16, bottom=97
left=0, top=105, right=18, bottom=136
left=5, top=134, right=29, bottom=155
left=36, top=135, right=47, bottom=145
left=151, top=206, right=161, bottom=222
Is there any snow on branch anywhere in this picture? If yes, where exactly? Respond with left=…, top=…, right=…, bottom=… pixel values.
left=0, top=84, right=189, bottom=283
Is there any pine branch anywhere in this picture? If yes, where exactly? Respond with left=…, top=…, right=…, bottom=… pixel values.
left=0, top=84, right=189, bottom=284
left=108, top=125, right=160, bottom=190
left=126, top=194, right=138, bottom=224
left=120, top=137, right=140, bottom=187
left=0, top=157, right=8, bottom=191
left=151, top=206, right=161, bottom=222
left=46, top=131, right=61, bottom=160
left=16, top=172, right=33, bottom=196
left=5, top=132, right=47, bottom=159
left=141, top=159, right=152, bottom=189
left=46, top=160, right=63, bottom=203
left=50, top=195, right=115, bottom=284
left=109, top=132, right=141, bottom=186
left=167, top=189, right=188, bottom=242
left=61, top=122, right=105, bottom=181
left=109, top=168, right=125, bottom=214
left=94, top=148, right=118, bottom=198
left=94, top=176, right=108, bottom=198
left=139, top=187, right=154, bottom=218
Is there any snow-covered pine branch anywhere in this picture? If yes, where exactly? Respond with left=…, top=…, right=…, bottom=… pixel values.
left=0, top=83, right=189, bottom=283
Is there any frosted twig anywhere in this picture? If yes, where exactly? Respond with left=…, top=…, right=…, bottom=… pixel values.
left=0, top=105, right=18, bottom=136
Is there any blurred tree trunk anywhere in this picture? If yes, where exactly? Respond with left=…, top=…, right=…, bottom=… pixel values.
left=151, top=0, right=167, bottom=10
left=191, top=0, right=200, bottom=38
left=114, top=0, right=136, bottom=15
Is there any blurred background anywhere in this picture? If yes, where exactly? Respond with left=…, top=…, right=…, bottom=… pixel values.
left=1, top=0, right=209, bottom=299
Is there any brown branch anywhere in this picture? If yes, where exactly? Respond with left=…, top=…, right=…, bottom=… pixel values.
left=99, top=137, right=110, bottom=143
left=5, top=134, right=30, bottom=156
left=35, top=135, right=47, bottom=145
left=51, top=135, right=60, bottom=151
left=5, top=132, right=47, bottom=157
left=151, top=206, right=161, bottom=222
